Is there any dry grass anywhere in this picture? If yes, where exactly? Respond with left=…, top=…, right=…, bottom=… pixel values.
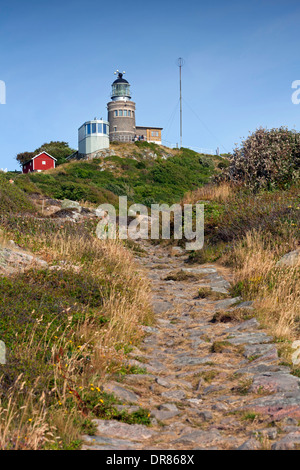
left=182, top=182, right=234, bottom=205
left=227, top=230, right=300, bottom=339
left=0, top=216, right=152, bottom=448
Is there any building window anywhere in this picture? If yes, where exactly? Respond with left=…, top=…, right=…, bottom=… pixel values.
left=92, top=123, right=97, bottom=133
left=128, top=110, right=131, bottom=117
left=98, top=123, right=102, bottom=133
left=42, top=161, right=46, bottom=165
left=119, top=110, right=123, bottom=117
left=86, top=123, right=91, bottom=135
left=114, top=127, right=117, bottom=132
left=103, top=123, right=107, bottom=134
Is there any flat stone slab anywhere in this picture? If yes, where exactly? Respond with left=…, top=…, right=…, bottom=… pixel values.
left=92, top=419, right=154, bottom=441
left=226, top=318, right=259, bottom=332
left=102, top=382, right=139, bottom=403
left=249, top=372, right=300, bottom=394
left=174, top=430, right=222, bottom=446
left=82, top=435, right=138, bottom=449
left=242, top=392, right=300, bottom=419
left=227, top=332, right=272, bottom=346
left=152, top=301, right=173, bottom=314
left=213, top=297, right=241, bottom=310
left=243, top=343, right=276, bottom=359
left=272, top=432, right=300, bottom=450
left=174, top=354, right=215, bottom=366
left=181, top=267, right=217, bottom=274
left=151, top=409, right=180, bottom=421
left=161, top=389, right=186, bottom=400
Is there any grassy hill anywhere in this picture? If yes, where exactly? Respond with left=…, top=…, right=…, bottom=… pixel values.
left=11, top=142, right=226, bottom=208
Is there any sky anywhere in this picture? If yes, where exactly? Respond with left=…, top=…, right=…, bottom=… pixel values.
left=1, top=0, right=300, bottom=170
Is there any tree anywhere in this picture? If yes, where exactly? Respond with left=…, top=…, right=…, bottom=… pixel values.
left=16, top=141, right=76, bottom=167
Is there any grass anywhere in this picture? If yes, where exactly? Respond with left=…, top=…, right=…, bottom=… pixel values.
left=0, top=181, right=153, bottom=448
left=184, top=181, right=300, bottom=344
left=10, top=146, right=223, bottom=208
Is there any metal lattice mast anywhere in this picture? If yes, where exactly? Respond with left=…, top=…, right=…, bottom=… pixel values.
left=177, top=57, right=184, bottom=148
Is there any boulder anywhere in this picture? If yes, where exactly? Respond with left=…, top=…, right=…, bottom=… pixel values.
left=276, top=249, right=300, bottom=267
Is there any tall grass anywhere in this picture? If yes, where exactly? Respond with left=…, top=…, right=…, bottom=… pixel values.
left=0, top=210, right=152, bottom=448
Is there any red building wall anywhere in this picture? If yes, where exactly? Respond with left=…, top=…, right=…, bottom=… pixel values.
left=22, top=152, right=55, bottom=174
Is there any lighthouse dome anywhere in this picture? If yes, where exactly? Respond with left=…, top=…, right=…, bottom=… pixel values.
left=111, top=72, right=131, bottom=101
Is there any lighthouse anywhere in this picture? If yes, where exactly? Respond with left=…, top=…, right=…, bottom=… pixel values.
left=107, top=70, right=136, bottom=142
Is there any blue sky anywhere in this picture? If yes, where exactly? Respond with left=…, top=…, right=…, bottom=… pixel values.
left=1, top=0, right=300, bottom=170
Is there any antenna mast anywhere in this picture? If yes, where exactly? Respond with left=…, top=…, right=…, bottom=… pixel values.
left=177, top=58, right=184, bottom=148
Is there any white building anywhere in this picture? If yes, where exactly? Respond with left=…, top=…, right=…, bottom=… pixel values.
left=78, top=119, right=110, bottom=156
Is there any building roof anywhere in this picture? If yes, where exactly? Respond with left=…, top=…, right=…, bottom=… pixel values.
left=22, top=151, right=57, bottom=166
left=136, top=126, right=163, bottom=130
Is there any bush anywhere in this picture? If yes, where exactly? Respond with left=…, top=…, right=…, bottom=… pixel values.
left=226, top=127, right=300, bottom=190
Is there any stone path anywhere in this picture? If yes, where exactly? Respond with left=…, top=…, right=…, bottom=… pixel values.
left=82, top=242, right=300, bottom=451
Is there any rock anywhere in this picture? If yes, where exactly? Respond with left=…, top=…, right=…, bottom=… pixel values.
left=276, top=249, right=300, bottom=268
left=174, top=430, right=222, bottom=446
left=161, top=389, right=186, bottom=400
left=174, top=354, right=215, bottom=366
left=151, top=409, right=180, bottom=420
left=0, top=340, right=6, bottom=364
left=82, top=435, right=138, bottom=449
left=227, top=318, right=259, bottom=332
left=212, top=402, right=228, bottom=412
left=92, top=419, right=154, bottom=441
left=227, top=332, right=272, bottom=346
left=155, top=377, right=172, bottom=388
left=152, top=300, right=173, bottom=314
left=242, top=392, right=300, bottom=419
left=203, top=384, right=227, bottom=395
left=0, top=246, right=48, bottom=275
left=159, top=403, right=179, bottom=412
left=61, top=199, right=82, bottom=212
left=142, top=326, right=159, bottom=333
left=271, top=432, right=300, bottom=450
left=243, top=343, right=276, bottom=359
left=102, top=382, right=139, bottom=403
left=249, top=372, right=300, bottom=394
left=198, top=411, right=213, bottom=421
left=213, top=297, right=241, bottom=310
left=237, top=438, right=262, bottom=450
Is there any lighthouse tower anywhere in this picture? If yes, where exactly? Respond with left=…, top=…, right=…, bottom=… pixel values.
left=107, top=70, right=136, bottom=142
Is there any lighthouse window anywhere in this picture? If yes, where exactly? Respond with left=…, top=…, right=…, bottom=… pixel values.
left=92, top=123, right=97, bottom=133
left=103, top=124, right=107, bottom=134
left=86, top=123, right=91, bottom=135
left=128, top=110, right=131, bottom=117
left=119, top=110, right=123, bottom=117
left=124, top=110, right=127, bottom=117
left=98, top=123, right=102, bottom=133
left=114, top=110, right=118, bottom=117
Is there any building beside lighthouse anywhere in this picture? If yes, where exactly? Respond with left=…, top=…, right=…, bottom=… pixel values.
left=75, top=70, right=162, bottom=159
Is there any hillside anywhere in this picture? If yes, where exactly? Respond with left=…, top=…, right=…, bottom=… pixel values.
left=11, top=142, right=226, bottom=208
left=0, top=135, right=299, bottom=451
